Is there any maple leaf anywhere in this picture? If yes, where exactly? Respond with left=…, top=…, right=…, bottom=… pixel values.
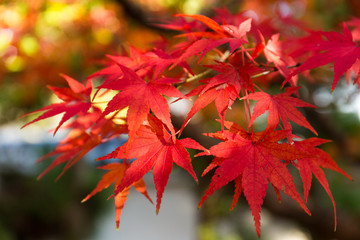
left=101, top=115, right=206, bottom=212
left=170, top=38, right=232, bottom=69
left=21, top=74, right=92, bottom=134
left=264, top=34, right=298, bottom=85
left=147, top=48, right=193, bottom=79
left=199, top=121, right=310, bottom=237
left=99, top=64, right=185, bottom=143
left=346, top=17, right=360, bottom=41
left=154, top=15, right=207, bottom=32
left=170, top=15, right=251, bottom=68
left=293, top=138, right=352, bottom=230
left=88, top=46, right=153, bottom=81
left=36, top=109, right=127, bottom=180
left=174, top=14, right=229, bottom=39
left=175, top=14, right=251, bottom=44
left=344, top=57, right=360, bottom=88
left=180, top=62, right=255, bottom=133
left=89, top=46, right=186, bottom=82
left=242, top=87, right=317, bottom=142
left=81, top=162, right=152, bottom=230
left=221, top=18, right=252, bottom=39
left=36, top=129, right=100, bottom=180
left=290, top=23, right=360, bottom=90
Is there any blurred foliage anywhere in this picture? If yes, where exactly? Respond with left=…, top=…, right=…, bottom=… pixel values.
left=0, top=0, right=159, bottom=122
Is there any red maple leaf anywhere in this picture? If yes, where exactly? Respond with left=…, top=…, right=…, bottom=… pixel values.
left=36, top=108, right=127, bottom=180
left=242, top=87, right=317, bottom=142
left=264, top=33, right=298, bottom=85
left=175, top=14, right=251, bottom=43
left=88, top=46, right=153, bottom=81
left=180, top=62, right=255, bottom=132
left=21, top=74, right=92, bottom=134
left=89, top=46, right=188, bottom=82
left=170, top=15, right=251, bottom=68
left=175, top=14, right=230, bottom=38
left=81, top=162, right=152, bottom=230
left=100, top=115, right=206, bottom=212
left=98, top=64, right=185, bottom=143
left=154, top=15, right=207, bottom=32
left=346, top=17, right=360, bottom=41
left=293, top=137, right=352, bottom=230
left=36, top=129, right=100, bottom=180
left=290, top=23, right=360, bottom=90
left=198, top=121, right=310, bottom=237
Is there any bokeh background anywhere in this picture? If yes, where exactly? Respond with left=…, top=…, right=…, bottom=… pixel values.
left=1, top=0, right=360, bottom=239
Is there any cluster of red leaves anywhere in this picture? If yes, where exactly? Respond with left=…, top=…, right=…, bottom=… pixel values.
left=22, top=9, right=356, bottom=237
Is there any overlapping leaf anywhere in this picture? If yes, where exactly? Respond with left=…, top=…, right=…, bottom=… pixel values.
left=242, top=87, right=317, bottom=142
left=290, top=23, right=360, bottom=90
left=180, top=62, right=255, bottom=132
left=199, top=121, right=310, bottom=237
left=100, top=115, right=207, bottom=212
left=293, top=138, right=352, bottom=230
left=171, top=15, right=252, bottom=68
left=98, top=64, right=185, bottom=143
left=88, top=46, right=153, bottom=81
left=264, top=34, right=298, bottom=85
left=89, top=46, right=190, bottom=82
left=22, top=74, right=92, bottom=134
left=36, top=108, right=127, bottom=180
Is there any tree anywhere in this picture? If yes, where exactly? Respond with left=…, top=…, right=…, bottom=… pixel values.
left=22, top=4, right=358, bottom=238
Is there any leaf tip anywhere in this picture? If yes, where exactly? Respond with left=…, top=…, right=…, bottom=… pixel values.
left=198, top=200, right=204, bottom=209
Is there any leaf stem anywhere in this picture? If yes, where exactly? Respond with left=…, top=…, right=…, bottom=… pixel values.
left=244, top=89, right=253, bottom=137
left=251, top=71, right=271, bottom=79
left=251, top=62, right=302, bottom=79
left=242, top=89, right=249, bottom=129
left=253, top=83, right=264, bottom=92
left=184, top=68, right=213, bottom=83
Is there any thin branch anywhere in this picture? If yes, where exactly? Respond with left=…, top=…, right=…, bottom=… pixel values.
left=251, top=62, right=302, bottom=79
